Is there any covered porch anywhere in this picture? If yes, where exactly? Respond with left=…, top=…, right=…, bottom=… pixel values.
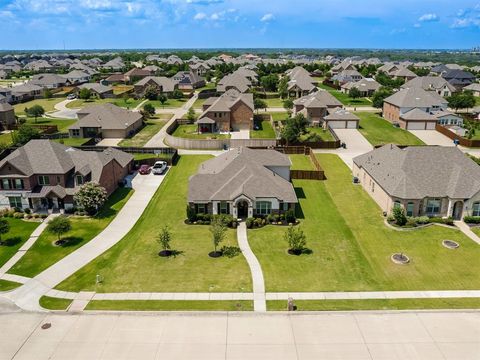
left=196, top=117, right=217, bottom=134
left=27, top=186, right=70, bottom=213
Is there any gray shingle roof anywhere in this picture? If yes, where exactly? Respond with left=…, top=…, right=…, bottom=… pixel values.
left=201, top=89, right=253, bottom=117
left=294, top=90, right=342, bottom=108
left=353, top=144, right=480, bottom=199
left=188, top=147, right=297, bottom=203
left=73, top=103, right=142, bottom=131
left=384, top=87, right=447, bottom=108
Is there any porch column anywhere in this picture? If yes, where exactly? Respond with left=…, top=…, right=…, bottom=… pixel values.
left=446, top=199, right=454, bottom=218
left=248, top=206, right=253, bottom=218
left=212, top=201, right=218, bottom=215
left=232, top=205, right=238, bottom=218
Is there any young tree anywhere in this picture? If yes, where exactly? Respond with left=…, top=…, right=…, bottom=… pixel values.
left=73, top=182, right=107, bottom=215
left=348, top=87, right=362, bottom=99
left=43, top=89, right=53, bottom=99
left=209, top=216, right=227, bottom=256
left=142, top=103, right=156, bottom=118
left=12, top=125, right=41, bottom=146
left=25, top=105, right=45, bottom=123
left=447, top=91, right=476, bottom=112
left=158, top=93, right=168, bottom=108
left=78, top=88, right=92, bottom=100
left=371, top=87, right=394, bottom=108
left=47, top=216, right=72, bottom=244
left=254, top=98, right=267, bottom=113
left=283, top=98, right=294, bottom=114
left=0, top=218, right=10, bottom=245
left=284, top=226, right=307, bottom=255
left=278, top=76, right=289, bottom=99
left=157, top=225, right=172, bottom=256
left=144, top=86, right=158, bottom=101
left=186, top=108, right=196, bottom=121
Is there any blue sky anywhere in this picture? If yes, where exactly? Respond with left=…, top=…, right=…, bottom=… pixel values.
left=1, top=0, right=480, bottom=50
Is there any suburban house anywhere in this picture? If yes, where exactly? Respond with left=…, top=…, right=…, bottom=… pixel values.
left=0, top=140, right=133, bottom=212
left=0, top=88, right=12, bottom=104
left=172, top=71, right=205, bottom=90
left=377, top=63, right=401, bottom=76
left=61, top=70, right=91, bottom=84
left=217, top=72, right=252, bottom=93
left=190, top=62, right=210, bottom=76
left=323, top=108, right=360, bottom=129
left=353, top=144, right=480, bottom=220
left=293, top=90, right=343, bottom=126
left=134, top=76, right=178, bottom=97
left=197, top=89, right=254, bottom=132
left=69, top=103, right=143, bottom=139
left=390, top=67, right=417, bottom=81
left=77, top=83, right=114, bottom=98
left=432, top=110, right=464, bottom=127
left=464, top=83, right=480, bottom=97
left=341, top=78, right=380, bottom=96
left=103, top=73, right=126, bottom=85
left=331, top=61, right=357, bottom=75
left=10, top=84, right=42, bottom=103
left=188, top=147, right=298, bottom=218
left=286, top=66, right=317, bottom=98
left=0, top=103, right=15, bottom=130
left=331, top=69, right=363, bottom=84
left=29, top=73, right=67, bottom=89
left=442, top=69, right=476, bottom=89
left=383, top=87, right=448, bottom=130
left=402, top=76, right=456, bottom=97
left=123, top=68, right=151, bottom=83
left=101, top=57, right=125, bottom=71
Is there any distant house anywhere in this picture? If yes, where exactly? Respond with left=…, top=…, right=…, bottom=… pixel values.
left=69, top=103, right=143, bottom=139
left=77, top=83, right=114, bottom=98
left=353, top=144, right=480, bottom=220
left=10, top=83, right=42, bottom=103
left=101, top=57, right=125, bottom=71
left=0, top=103, right=15, bottom=130
left=143, top=65, right=162, bottom=75
left=172, top=71, right=205, bottom=90
left=293, top=90, right=343, bottom=127
left=390, top=67, right=417, bottom=81
left=188, top=147, right=298, bottom=218
left=29, top=73, right=67, bottom=89
left=0, top=140, right=133, bottom=212
left=217, top=72, right=252, bottom=93
left=383, top=87, right=447, bottom=130
left=0, top=88, right=12, bottom=104
left=442, top=69, right=476, bottom=89
left=198, top=89, right=254, bottom=132
left=402, top=76, right=456, bottom=97
left=286, top=66, right=317, bottom=98
left=103, top=73, right=126, bottom=85
left=341, top=78, right=380, bottom=96
left=464, top=83, right=480, bottom=97
left=190, top=62, right=210, bottom=76
left=332, top=69, right=363, bottom=84
left=124, top=68, right=151, bottom=83
left=61, top=70, right=91, bottom=85
left=133, top=76, right=178, bottom=96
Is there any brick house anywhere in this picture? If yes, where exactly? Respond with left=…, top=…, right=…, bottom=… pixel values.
left=0, top=103, right=16, bottom=130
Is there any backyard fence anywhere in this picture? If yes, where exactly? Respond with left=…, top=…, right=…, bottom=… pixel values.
left=436, top=124, right=480, bottom=147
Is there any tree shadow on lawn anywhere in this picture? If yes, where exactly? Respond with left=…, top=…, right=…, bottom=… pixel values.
left=158, top=249, right=185, bottom=258
left=0, top=236, right=22, bottom=247
left=55, top=236, right=84, bottom=247
left=294, top=187, right=306, bottom=220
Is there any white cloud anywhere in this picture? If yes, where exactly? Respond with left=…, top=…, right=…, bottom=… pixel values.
left=418, top=13, right=438, bottom=22
left=260, top=13, right=274, bottom=22
left=193, top=11, right=207, bottom=20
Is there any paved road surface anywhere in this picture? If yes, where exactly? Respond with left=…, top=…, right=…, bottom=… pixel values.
left=47, top=99, right=79, bottom=119
left=1, top=311, right=478, bottom=359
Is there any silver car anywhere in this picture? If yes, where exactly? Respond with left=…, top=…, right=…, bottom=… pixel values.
left=151, top=161, right=167, bottom=175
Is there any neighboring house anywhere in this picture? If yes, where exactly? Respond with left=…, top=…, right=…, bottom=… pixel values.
left=331, top=61, right=357, bottom=75
left=133, top=76, right=178, bottom=96
left=432, top=110, right=464, bottom=127
left=0, top=140, right=133, bottom=212
left=390, top=67, right=417, bottom=81
left=24, top=60, right=55, bottom=72
left=0, top=103, right=15, bottom=130
left=377, top=63, right=401, bottom=76
left=69, top=103, right=143, bottom=139
left=103, top=73, right=126, bottom=85
left=217, top=72, right=252, bottom=93
left=353, top=144, right=480, bottom=220
left=172, top=71, right=205, bottom=90
left=332, top=69, right=363, bottom=84
left=383, top=87, right=447, bottom=130
left=442, top=69, right=476, bottom=89
left=324, top=108, right=360, bottom=129
left=402, top=76, right=456, bottom=97
left=341, top=78, right=380, bottom=96
left=188, top=147, right=298, bottom=218
left=0, top=88, right=12, bottom=103
left=198, top=89, right=254, bottom=132
left=101, top=57, right=125, bottom=71
left=61, top=70, right=91, bottom=84
left=464, top=83, right=480, bottom=97
left=10, top=83, right=42, bottom=103
left=143, top=65, right=162, bottom=75
left=293, top=90, right=343, bottom=126
left=77, top=83, right=114, bottom=98
left=190, top=62, right=210, bottom=76
left=286, top=66, right=317, bottom=98
left=124, top=68, right=151, bottom=83
left=28, top=73, right=67, bottom=89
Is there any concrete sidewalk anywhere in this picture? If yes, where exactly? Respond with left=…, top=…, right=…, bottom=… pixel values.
left=2, top=311, right=479, bottom=359
left=454, top=221, right=480, bottom=245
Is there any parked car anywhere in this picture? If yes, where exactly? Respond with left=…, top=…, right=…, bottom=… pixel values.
left=138, top=164, right=151, bottom=175
left=151, top=161, right=167, bottom=175
left=67, top=94, right=77, bottom=100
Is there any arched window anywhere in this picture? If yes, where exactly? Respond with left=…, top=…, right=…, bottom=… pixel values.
left=472, top=202, right=480, bottom=217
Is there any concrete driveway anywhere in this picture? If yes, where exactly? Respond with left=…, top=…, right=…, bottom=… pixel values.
left=230, top=129, right=250, bottom=140
left=321, top=129, right=373, bottom=168
left=96, top=138, right=122, bottom=147
left=408, top=130, right=455, bottom=147
left=47, top=99, right=79, bottom=119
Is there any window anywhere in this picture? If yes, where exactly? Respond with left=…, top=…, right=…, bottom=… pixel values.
left=2, top=179, right=10, bottom=190
left=219, top=202, right=229, bottom=214
left=71, top=129, right=80, bottom=137
left=75, top=175, right=84, bottom=186
left=393, top=201, right=401, bottom=209
left=196, top=203, right=206, bottom=214
left=283, top=202, right=289, bottom=211
left=14, top=179, right=23, bottom=190
left=472, top=202, right=480, bottom=217
left=8, top=197, right=22, bottom=209
left=426, top=198, right=441, bottom=215
left=38, top=176, right=50, bottom=185
left=256, top=201, right=272, bottom=215
left=406, top=202, right=415, bottom=217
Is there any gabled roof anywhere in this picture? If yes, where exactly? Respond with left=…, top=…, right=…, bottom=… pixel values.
left=29, top=73, right=66, bottom=87
left=293, top=90, right=342, bottom=108
left=402, top=76, right=456, bottom=93
left=188, top=147, right=297, bottom=203
left=134, top=76, right=177, bottom=92
left=400, top=108, right=437, bottom=121
left=384, top=87, right=446, bottom=108
left=72, top=103, right=142, bottom=131
left=325, top=108, right=360, bottom=121
left=78, top=83, right=113, bottom=94
left=354, top=144, right=480, bottom=200
left=201, top=89, right=253, bottom=116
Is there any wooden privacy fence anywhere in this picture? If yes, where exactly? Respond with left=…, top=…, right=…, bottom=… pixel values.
left=275, top=145, right=326, bottom=180
left=436, top=124, right=480, bottom=147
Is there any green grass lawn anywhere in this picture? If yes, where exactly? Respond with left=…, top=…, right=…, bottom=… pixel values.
left=250, top=120, right=276, bottom=139
left=268, top=112, right=289, bottom=122
left=289, top=155, right=315, bottom=170
left=0, top=218, right=40, bottom=268
left=264, top=97, right=285, bottom=108
left=0, top=279, right=22, bottom=292
left=302, top=127, right=336, bottom=142
left=357, top=112, right=425, bottom=146
left=0, top=132, right=13, bottom=146
left=471, top=227, right=480, bottom=237
left=23, top=117, right=76, bottom=132
left=66, top=98, right=143, bottom=110
left=56, top=156, right=252, bottom=293
left=148, top=98, right=188, bottom=109
left=13, top=98, right=66, bottom=114
left=249, top=154, right=480, bottom=292
left=197, top=82, right=216, bottom=92
left=172, top=124, right=230, bottom=139
left=192, top=97, right=207, bottom=109
left=118, top=119, right=167, bottom=147
left=39, top=296, right=72, bottom=310
left=267, top=298, right=480, bottom=311
left=54, top=137, right=92, bottom=147
left=8, top=188, right=133, bottom=278
left=133, top=153, right=175, bottom=162
left=86, top=300, right=253, bottom=311
left=316, top=84, right=371, bottom=106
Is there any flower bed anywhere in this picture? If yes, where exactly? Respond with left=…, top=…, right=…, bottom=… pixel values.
left=387, top=215, right=454, bottom=228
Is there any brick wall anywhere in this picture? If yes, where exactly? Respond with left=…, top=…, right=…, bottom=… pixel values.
left=230, top=101, right=254, bottom=130
left=383, top=102, right=400, bottom=123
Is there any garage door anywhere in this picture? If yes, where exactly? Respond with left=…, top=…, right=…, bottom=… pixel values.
left=406, top=121, right=427, bottom=130
left=426, top=122, right=436, bottom=130
left=347, top=121, right=358, bottom=129
left=328, top=120, right=358, bottom=129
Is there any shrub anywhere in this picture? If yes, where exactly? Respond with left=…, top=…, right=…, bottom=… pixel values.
left=284, top=225, right=307, bottom=253
left=429, top=217, right=454, bottom=226
left=186, top=205, right=196, bottom=223
left=285, top=209, right=296, bottom=223
left=392, top=206, right=407, bottom=226
left=214, top=214, right=235, bottom=228
left=463, top=216, right=480, bottom=224
left=74, top=182, right=107, bottom=215
left=246, top=217, right=254, bottom=229
left=414, top=216, right=430, bottom=225
left=405, top=218, right=417, bottom=227
left=13, top=212, right=23, bottom=219
left=23, top=208, right=31, bottom=215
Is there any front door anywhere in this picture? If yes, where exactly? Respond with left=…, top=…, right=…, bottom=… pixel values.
left=237, top=200, right=248, bottom=218
left=453, top=201, right=463, bottom=220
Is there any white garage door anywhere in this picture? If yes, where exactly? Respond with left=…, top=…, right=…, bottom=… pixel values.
left=329, top=120, right=358, bottom=129
left=406, top=121, right=427, bottom=130
left=426, top=122, right=436, bottom=130
left=347, top=121, right=358, bottom=129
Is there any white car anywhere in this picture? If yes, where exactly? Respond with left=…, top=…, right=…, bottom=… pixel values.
left=67, top=94, right=77, bottom=100
left=151, top=161, right=167, bottom=175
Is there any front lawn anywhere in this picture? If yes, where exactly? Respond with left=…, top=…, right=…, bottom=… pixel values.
left=86, top=300, right=253, bottom=311
left=54, top=137, right=92, bottom=147
left=172, top=124, right=230, bottom=139
left=13, top=98, right=66, bottom=114
left=8, top=187, right=133, bottom=278
left=66, top=98, right=143, bottom=110
left=357, top=112, right=425, bottom=146
left=264, top=97, right=285, bottom=108
left=0, top=279, right=22, bottom=291
left=250, top=120, right=276, bottom=139
left=249, top=154, right=480, bottom=292
left=289, top=155, right=315, bottom=170
left=268, top=112, right=289, bottom=122
left=148, top=98, right=188, bottom=109
left=192, top=97, right=206, bottom=109
left=119, top=118, right=167, bottom=147
left=39, top=296, right=72, bottom=310
left=316, top=84, right=371, bottom=106
left=56, top=156, right=252, bottom=293
left=23, top=117, right=76, bottom=132
left=0, top=218, right=40, bottom=268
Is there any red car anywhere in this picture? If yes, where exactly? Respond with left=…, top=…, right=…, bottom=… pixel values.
left=138, top=164, right=151, bottom=175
